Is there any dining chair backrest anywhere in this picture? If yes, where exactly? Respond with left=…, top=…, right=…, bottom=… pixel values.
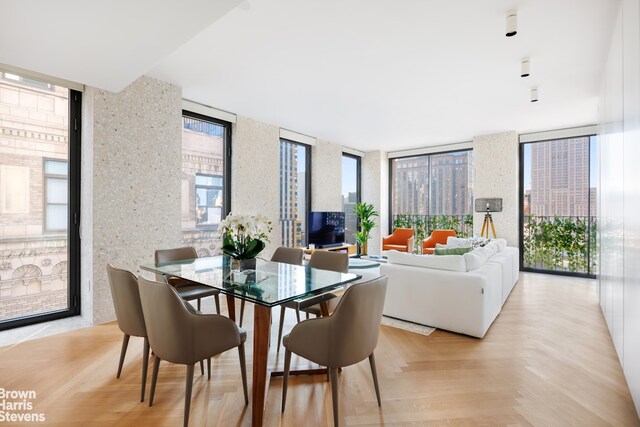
left=271, top=247, right=304, bottom=265
left=155, top=247, right=198, bottom=264
left=107, top=264, right=146, bottom=338
left=308, top=251, right=349, bottom=273
left=327, top=276, right=387, bottom=367
left=137, top=276, right=196, bottom=364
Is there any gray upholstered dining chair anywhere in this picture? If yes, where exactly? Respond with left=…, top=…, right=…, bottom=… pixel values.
left=107, top=264, right=150, bottom=403
left=138, top=276, right=248, bottom=427
left=281, top=275, right=388, bottom=427
left=276, top=250, right=349, bottom=350
left=155, top=247, right=221, bottom=313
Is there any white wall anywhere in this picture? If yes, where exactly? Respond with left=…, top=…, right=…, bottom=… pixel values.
left=599, top=0, right=640, bottom=417
left=472, top=131, right=519, bottom=246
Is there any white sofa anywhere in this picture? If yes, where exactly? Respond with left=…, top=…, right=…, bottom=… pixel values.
left=380, top=241, right=519, bottom=338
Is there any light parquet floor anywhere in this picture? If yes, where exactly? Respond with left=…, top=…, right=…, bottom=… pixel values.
left=0, top=273, right=638, bottom=426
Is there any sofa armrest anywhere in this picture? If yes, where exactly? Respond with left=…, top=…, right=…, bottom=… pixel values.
left=422, top=236, right=436, bottom=250
left=407, top=236, right=415, bottom=253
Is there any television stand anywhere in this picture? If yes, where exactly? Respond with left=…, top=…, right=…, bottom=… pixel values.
left=318, top=243, right=344, bottom=249
left=302, top=244, right=356, bottom=256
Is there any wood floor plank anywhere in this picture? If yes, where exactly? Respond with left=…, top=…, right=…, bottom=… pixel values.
left=0, top=273, right=638, bottom=426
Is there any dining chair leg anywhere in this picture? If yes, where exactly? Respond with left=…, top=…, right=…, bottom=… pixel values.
left=214, top=294, right=221, bottom=314
left=281, top=349, right=292, bottom=412
left=184, top=364, right=195, bottom=427
left=149, top=357, right=161, bottom=407
left=239, top=299, right=245, bottom=327
left=368, top=353, right=382, bottom=406
left=238, top=343, right=249, bottom=405
left=197, top=298, right=202, bottom=311
left=199, top=360, right=204, bottom=376
left=207, top=358, right=211, bottom=381
left=141, top=337, right=150, bottom=402
left=277, top=307, right=286, bottom=351
left=117, top=334, right=130, bottom=378
left=330, top=367, right=340, bottom=427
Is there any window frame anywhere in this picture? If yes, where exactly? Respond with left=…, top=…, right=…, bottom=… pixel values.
left=0, top=88, right=82, bottom=331
left=518, top=134, right=597, bottom=278
left=341, top=152, right=361, bottom=247
left=181, top=110, right=232, bottom=228
left=387, top=147, right=473, bottom=232
left=279, top=138, right=312, bottom=247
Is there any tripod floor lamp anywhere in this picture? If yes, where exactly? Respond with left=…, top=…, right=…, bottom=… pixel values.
left=474, top=198, right=502, bottom=239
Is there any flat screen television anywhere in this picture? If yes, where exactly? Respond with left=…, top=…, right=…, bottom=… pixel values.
left=308, top=211, right=345, bottom=248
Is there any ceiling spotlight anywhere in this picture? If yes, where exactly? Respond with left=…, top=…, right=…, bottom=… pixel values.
left=531, top=87, right=538, bottom=103
left=506, top=10, right=517, bottom=37
left=521, top=58, right=530, bottom=77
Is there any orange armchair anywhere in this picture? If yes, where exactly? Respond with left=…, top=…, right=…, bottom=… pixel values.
left=422, top=229, right=457, bottom=254
left=382, top=228, right=415, bottom=253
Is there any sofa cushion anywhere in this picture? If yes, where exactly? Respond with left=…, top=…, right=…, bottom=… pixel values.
left=385, top=250, right=466, bottom=272
left=463, top=244, right=498, bottom=271
left=434, top=244, right=472, bottom=256
left=493, top=238, right=507, bottom=252
left=383, top=244, right=410, bottom=252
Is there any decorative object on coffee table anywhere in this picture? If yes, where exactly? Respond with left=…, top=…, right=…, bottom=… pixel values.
left=354, top=202, right=379, bottom=256
left=218, top=213, right=272, bottom=270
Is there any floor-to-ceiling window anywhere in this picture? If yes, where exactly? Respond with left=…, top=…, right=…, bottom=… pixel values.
left=520, top=135, right=597, bottom=276
left=180, top=111, right=231, bottom=256
left=389, top=149, right=473, bottom=252
left=0, top=71, right=81, bottom=329
left=341, top=153, right=361, bottom=245
left=280, top=139, right=311, bottom=247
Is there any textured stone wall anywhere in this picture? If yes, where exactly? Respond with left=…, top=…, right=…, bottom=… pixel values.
left=231, top=116, right=280, bottom=259
left=312, top=139, right=342, bottom=211
left=472, top=131, right=519, bottom=246
left=362, top=150, right=389, bottom=255
left=83, top=76, right=182, bottom=324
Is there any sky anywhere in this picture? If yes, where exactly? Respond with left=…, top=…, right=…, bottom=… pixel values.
left=342, top=156, right=358, bottom=197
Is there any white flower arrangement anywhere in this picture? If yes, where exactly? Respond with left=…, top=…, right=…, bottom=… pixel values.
left=218, top=213, right=273, bottom=259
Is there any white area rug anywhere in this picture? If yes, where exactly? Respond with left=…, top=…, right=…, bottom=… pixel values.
left=381, top=316, right=436, bottom=336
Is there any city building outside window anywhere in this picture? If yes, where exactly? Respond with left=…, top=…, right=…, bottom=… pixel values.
left=341, top=153, right=361, bottom=245
left=390, top=150, right=474, bottom=252
left=181, top=112, right=231, bottom=257
left=44, top=159, right=68, bottom=231
left=280, top=139, right=310, bottom=248
left=0, top=70, right=81, bottom=329
left=520, top=135, right=597, bottom=276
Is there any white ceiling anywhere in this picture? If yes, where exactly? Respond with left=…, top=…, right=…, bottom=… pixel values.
left=0, top=0, right=242, bottom=92
left=1, top=0, right=619, bottom=151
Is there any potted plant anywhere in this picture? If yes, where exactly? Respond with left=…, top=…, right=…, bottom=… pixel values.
left=218, top=213, right=273, bottom=270
left=354, top=202, right=379, bottom=256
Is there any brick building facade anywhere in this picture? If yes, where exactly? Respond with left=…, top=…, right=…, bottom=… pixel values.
left=0, top=74, right=70, bottom=321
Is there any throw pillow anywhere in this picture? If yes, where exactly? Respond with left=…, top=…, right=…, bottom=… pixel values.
left=446, top=236, right=473, bottom=248
left=434, top=246, right=472, bottom=255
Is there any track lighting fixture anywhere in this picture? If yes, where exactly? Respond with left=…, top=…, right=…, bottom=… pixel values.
left=521, top=58, right=530, bottom=77
left=506, top=10, right=517, bottom=37
left=531, top=87, right=538, bottom=103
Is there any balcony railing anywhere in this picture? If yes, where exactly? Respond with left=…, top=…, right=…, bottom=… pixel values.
left=523, top=215, right=597, bottom=275
left=392, top=214, right=473, bottom=252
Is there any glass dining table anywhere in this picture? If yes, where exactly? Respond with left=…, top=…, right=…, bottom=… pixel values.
left=140, top=255, right=361, bottom=427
